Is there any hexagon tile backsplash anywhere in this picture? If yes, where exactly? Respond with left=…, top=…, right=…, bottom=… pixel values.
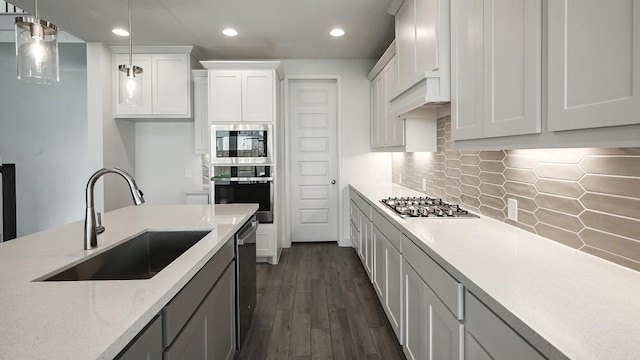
left=392, top=116, right=640, bottom=272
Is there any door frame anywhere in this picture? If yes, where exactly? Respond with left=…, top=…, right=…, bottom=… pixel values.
left=283, top=75, right=343, bottom=247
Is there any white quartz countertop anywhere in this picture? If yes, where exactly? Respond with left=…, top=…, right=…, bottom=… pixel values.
left=351, top=183, right=640, bottom=360
left=0, top=204, right=257, bottom=360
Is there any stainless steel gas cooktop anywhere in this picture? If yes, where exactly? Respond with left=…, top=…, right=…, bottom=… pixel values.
left=380, top=196, right=479, bottom=219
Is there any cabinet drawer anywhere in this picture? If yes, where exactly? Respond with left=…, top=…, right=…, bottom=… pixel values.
left=402, top=235, right=463, bottom=320
left=162, top=239, right=234, bottom=347
left=373, top=209, right=401, bottom=252
left=350, top=189, right=372, bottom=221
left=350, top=200, right=360, bottom=227
left=466, top=291, right=545, bottom=360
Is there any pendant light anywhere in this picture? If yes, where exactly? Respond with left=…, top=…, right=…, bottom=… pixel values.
left=14, top=0, right=59, bottom=84
left=118, top=0, right=143, bottom=107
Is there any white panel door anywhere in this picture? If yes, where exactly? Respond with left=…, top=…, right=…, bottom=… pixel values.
left=373, top=225, right=385, bottom=300
left=209, top=71, right=242, bottom=122
left=152, top=54, right=190, bottom=116
left=193, top=73, right=209, bottom=154
left=242, top=71, right=274, bottom=122
left=385, top=239, right=403, bottom=342
left=289, top=80, right=339, bottom=242
left=548, top=0, right=640, bottom=131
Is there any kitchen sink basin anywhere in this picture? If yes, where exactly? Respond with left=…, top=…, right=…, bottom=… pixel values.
left=42, top=230, right=211, bottom=281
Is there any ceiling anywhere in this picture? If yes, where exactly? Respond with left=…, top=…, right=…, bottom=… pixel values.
left=10, top=0, right=396, bottom=60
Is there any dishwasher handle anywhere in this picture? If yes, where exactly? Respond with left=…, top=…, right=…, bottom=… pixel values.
left=237, top=219, right=258, bottom=246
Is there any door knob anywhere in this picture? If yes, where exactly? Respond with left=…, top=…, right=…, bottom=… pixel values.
left=331, top=180, right=336, bottom=184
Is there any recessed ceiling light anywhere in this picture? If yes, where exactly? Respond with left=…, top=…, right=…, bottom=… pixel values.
left=112, top=28, right=130, bottom=37
left=330, top=28, right=345, bottom=37
left=222, top=28, right=238, bottom=37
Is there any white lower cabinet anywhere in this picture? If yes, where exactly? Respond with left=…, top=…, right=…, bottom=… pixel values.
left=360, top=210, right=373, bottom=278
left=465, top=291, right=545, bottom=360
left=373, top=222, right=403, bottom=342
left=403, top=259, right=463, bottom=360
left=256, top=224, right=277, bottom=264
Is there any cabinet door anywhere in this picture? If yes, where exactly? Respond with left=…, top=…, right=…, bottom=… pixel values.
left=483, top=0, right=541, bottom=138
left=209, top=71, right=242, bottom=122
left=452, top=0, right=541, bottom=140
left=403, top=260, right=463, bottom=360
left=415, top=0, right=439, bottom=75
left=210, top=264, right=236, bottom=360
left=164, top=289, right=214, bottom=360
left=396, top=0, right=417, bottom=91
left=152, top=54, right=190, bottom=116
left=403, top=260, right=427, bottom=360
left=193, top=74, right=209, bottom=154
left=451, top=0, right=484, bottom=139
left=350, top=220, right=360, bottom=252
left=370, top=74, right=385, bottom=148
left=242, top=71, right=274, bottom=122
left=548, top=0, right=640, bottom=131
left=373, top=226, right=385, bottom=300
left=116, top=316, right=162, bottom=360
left=465, top=291, right=544, bottom=360
left=385, top=239, right=402, bottom=341
left=384, top=57, right=405, bottom=147
left=114, top=53, right=152, bottom=116
left=256, top=224, right=274, bottom=258
left=361, top=211, right=373, bottom=279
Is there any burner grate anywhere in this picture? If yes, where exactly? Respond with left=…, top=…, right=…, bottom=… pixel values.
left=380, top=196, right=479, bottom=219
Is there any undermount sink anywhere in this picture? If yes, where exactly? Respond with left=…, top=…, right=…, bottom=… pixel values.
left=42, top=230, right=211, bottom=281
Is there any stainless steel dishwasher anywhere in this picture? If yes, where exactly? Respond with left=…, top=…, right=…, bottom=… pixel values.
left=235, top=215, right=257, bottom=351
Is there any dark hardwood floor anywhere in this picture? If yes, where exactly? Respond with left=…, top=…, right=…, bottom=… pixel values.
left=239, top=243, right=405, bottom=360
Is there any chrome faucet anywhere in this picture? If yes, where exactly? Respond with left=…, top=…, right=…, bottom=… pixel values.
left=84, top=167, right=145, bottom=250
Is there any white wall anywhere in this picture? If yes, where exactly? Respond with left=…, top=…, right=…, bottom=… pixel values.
left=279, top=60, right=393, bottom=246
left=0, top=43, right=88, bottom=236
left=134, top=122, right=204, bottom=205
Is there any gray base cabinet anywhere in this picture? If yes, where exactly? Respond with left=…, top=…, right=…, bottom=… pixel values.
left=210, top=262, right=236, bottom=360
left=164, top=264, right=235, bottom=360
left=465, top=291, right=545, bottom=360
left=116, top=316, right=163, bottom=360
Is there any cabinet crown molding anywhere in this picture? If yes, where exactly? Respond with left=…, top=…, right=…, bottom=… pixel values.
left=110, top=45, right=194, bottom=54
left=201, top=61, right=284, bottom=79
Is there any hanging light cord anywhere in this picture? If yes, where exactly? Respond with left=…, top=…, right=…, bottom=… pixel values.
left=34, top=0, right=39, bottom=19
left=128, top=0, right=133, bottom=69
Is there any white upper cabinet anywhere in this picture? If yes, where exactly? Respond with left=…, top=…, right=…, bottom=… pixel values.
left=202, top=62, right=282, bottom=123
left=208, top=71, right=243, bottom=122
left=548, top=0, right=640, bottom=131
left=242, top=71, right=274, bottom=122
left=112, top=47, right=192, bottom=119
left=451, top=0, right=542, bottom=141
left=193, top=70, right=209, bottom=154
left=384, top=57, right=405, bottom=147
left=390, top=0, right=450, bottom=117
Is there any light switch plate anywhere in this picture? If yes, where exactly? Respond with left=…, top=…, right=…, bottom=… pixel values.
left=507, top=198, right=518, bottom=221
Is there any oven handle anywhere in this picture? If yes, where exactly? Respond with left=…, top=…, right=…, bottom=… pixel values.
left=213, top=177, right=274, bottom=182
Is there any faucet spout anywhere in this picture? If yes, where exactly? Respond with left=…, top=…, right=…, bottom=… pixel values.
left=84, top=167, right=145, bottom=250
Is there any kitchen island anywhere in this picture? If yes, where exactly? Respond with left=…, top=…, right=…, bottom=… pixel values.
left=351, top=183, right=640, bottom=360
left=0, top=204, right=257, bottom=360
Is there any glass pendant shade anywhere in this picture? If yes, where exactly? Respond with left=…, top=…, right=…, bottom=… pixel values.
left=15, top=16, right=59, bottom=84
left=118, top=65, right=143, bottom=107
left=117, top=0, right=143, bottom=107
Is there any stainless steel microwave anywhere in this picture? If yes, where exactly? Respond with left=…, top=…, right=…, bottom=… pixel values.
left=210, top=124, right=273, bottom=165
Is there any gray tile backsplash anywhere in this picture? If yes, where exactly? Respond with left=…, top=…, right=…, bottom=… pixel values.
left=392, top=116, right=640, bottom=272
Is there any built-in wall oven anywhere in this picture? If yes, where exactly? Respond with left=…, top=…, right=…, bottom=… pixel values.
left=210, top=124, right=272, bottom=165
left=212, top=165, right=273, bottom=223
